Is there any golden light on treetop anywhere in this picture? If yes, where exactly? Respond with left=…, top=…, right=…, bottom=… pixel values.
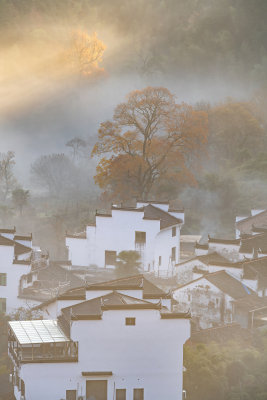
left=67, top=30, right=106, bottom=76
left=92, top=86, right=208, bottom=201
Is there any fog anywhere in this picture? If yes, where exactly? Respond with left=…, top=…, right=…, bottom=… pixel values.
left=0, top=72, right=255, bottom=185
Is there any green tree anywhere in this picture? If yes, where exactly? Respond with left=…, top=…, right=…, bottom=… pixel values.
left=116, top=250, right=141, bottom=275
left=12, top=188, right=29, bottom=215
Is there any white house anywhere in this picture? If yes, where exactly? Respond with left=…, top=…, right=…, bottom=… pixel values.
left=34, top=274, right=173, bottom=319
left=66, top=201, right=184, bottom=277
left=172, top=270, right=254, bottom=329
left=0, top=229, right=33, bottom=314
left=175, top=252, right=230, bottom=285
left=8, top=291, right=190, bottom=400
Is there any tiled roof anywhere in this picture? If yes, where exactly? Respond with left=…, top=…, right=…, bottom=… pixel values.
left=239, top=232, right=267, bottom=254
left=195, top=242, right=209, bottom=250
left=0, top=234, right=32, bottom=255
left=205, top=270, right=253, bottom=299
left=62, top=291, right=162, bottom=320
left=233, top=295, right=267, bottom=311
left=86, top=274, right=170, bottom=299
left=175, top=270, right=254, bottom=300
left=175, top=252, right=229, bottom=267
left=0, top=235, right=14, bottom=247
left=208, top=237, right=240, bottom=245
left=0, top=227, right=15, bottom=233
left=143, top=204, right=183, bottom=229
left=14, top=234, right=32, bottom=241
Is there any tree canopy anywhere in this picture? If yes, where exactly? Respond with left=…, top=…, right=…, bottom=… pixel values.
left=92, top=86, right=208, bottom=200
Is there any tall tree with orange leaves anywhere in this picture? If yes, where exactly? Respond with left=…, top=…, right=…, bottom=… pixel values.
left=92, top=87, right=208, bottom=200
left=68, top=30, right=106, bottom=77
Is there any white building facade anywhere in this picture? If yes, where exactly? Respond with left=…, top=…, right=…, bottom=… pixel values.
left=66, top=202, right=184, bottom=276
left=0, top=229, right=33, bottom=314
left=9, top=291, right=190, bottom=400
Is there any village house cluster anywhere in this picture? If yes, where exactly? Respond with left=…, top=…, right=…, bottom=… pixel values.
left=1, top=202, right=267, bottom=399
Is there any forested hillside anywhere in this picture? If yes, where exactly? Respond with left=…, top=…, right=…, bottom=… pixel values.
left=1, top=0, right=267, bottom=82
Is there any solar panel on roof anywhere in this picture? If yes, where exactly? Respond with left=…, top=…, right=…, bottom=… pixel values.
left=9, top=320, right=69, bottom=344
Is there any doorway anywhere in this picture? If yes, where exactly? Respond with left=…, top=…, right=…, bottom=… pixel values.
left=86, top=380, right=107, bottom=400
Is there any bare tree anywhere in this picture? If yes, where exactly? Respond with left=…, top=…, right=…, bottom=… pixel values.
left=0, top=151, right=17, bottom=202
left=66, top=137, right=87, bottom=161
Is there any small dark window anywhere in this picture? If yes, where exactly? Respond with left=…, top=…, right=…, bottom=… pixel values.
left=172, top=227, right=176, bottom=237
left=116, top=389, right=126, bottom=400
left=216, top=298, right=219, bottom=305
left=134, top=388, right=144, bottom=400
left=0, top=298, right=6, bottom=313
left=135, top=231, right=146, bottom=244
left=171, top=247, right=176, bottom=262
left=0, top=273, right=6, bottom=286
left=188, top=294, right=191, bottom=301
left=105, top=250, right=117, bottom=266
left=125, top=317, right=136, bottom=326
left=27, top=274, right=32, bottom=284
left=159, top=256, right=161, bottom=266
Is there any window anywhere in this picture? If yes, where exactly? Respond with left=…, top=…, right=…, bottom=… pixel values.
left=135, top=231, right=146, bottom=244
left=188, top=294, right=191, bottom=301
left=216, top=298, right=219, bottom=306
left=134, top=388, right=144, bottom=400
left=27, top=274, right=32, bottom=284
left=171, top=247, right=176, bottom=262
left=0, top=273, right=6, bottom=286
left=159, top=256, right=161, bottom=266
left=66, top=390, right=76, bottom=400
left=0, top=298, right=6, bottom=313
left=125, top=317, right=136, bottom=326
left=116, top=389, right=126, bottom=400
left=105, top=250, right=117, bottom=266
left=172, top=227, right=176, bottom=237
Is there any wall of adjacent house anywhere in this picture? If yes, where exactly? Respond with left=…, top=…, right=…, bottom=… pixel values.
left=0, top=245, right=32, bottom=313
left=154, top=226, right=181, bottom=277
left=173, top=278, right=234, bottom=329
left=66, top=237, right=89, bottom=267
left=208, top=242, right=240, bottom=262
left=8, top=262, right=31, bottom=311
left=17, top=310, right=190, bottom=400
left=175, top=259, right=208, bottom=285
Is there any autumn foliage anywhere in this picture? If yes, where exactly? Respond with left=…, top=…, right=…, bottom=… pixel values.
left=67, top=30, right=106, bottom=77
left=92, top=87, right=208, bottom=200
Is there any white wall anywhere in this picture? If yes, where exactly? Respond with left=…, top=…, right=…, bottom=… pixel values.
left=66, top=237, right=89, bottom=266
left=208, top=243, right=240, bottom=262
left=67, top=207, right=182, bottom=276
left=0, top=246, right=31, bottom=313
left=173, top=278, right=234, bottom=329
left=17, top=310, right=190, bottom=400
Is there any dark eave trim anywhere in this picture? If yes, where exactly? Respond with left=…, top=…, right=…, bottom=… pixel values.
left=71, top=315, right=102, bottom=320
left=143, top=294, right=171, bottom=299
left=86, top=285, right=142, bottom=291
left=101, top=304, right=160, bottom=310
left=161, top=312, right=191, bottom=319
left=82, top=371, right=112, bottom=376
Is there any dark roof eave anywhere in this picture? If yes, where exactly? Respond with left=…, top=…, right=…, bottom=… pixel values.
left=160, top=312, right=191, bottom=319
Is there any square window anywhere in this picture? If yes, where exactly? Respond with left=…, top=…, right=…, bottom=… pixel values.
left=0, top=298, right=6, bottom=313
left=135, top=231, right=146, bottom=244
left=134, top=388, right=144, bottom=400
left=0, top=273, right=6, bottom=286
left=105, top=250, right=117, bottom=266
left=125, top=317, right=136, bottom=326
left=116, top=389, right=126, bottom=400
left=172, top=227, right=176, bottom=237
